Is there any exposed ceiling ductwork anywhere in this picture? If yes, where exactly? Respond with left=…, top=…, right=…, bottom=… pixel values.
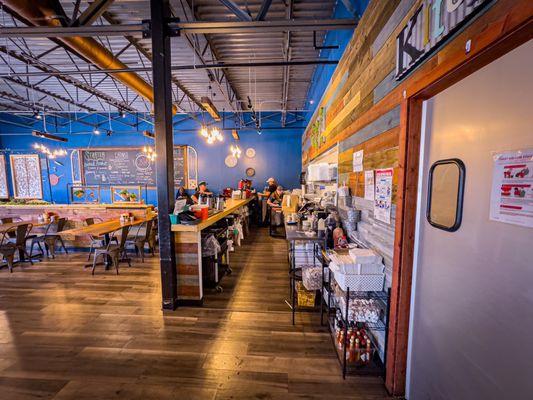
left=1, top=0, right=177, bottom=113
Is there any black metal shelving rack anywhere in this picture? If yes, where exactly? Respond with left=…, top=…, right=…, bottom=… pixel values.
left=287, top=239, right=326, bottom=325
left=318, top=249, right=391, bottom=379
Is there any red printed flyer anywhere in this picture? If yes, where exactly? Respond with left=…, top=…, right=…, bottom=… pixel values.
left=489, top=149, right=533, bottom=228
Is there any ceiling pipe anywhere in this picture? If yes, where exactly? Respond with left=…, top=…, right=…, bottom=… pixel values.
left=2, top=0, right=177, bottom=114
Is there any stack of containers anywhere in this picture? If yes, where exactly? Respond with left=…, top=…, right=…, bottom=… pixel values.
left=329, top=248, right=384, bottom=292
left=294, top=241, right=323, bottom=291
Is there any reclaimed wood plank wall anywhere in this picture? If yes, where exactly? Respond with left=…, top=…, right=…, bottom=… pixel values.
left=303, top=0, right=532, bottom=394
left=303, top=0, right=421, bottom=287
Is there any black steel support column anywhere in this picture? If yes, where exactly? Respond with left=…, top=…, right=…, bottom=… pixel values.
left=151, top=0, right=177, bottom=310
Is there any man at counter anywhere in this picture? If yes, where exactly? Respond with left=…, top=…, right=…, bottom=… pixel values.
left=191, top=181, right=213, bottom=204
left=258, top=177, right=279, bottom=226
left=267, top=185, right=285, bottom=228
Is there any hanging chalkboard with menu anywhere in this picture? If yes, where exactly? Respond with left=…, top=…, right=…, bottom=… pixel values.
left=81, top=146, right=195, bottom=187
left=82, top=148, right=156, bottom=186
left=173, top=146, right=186, bottom=188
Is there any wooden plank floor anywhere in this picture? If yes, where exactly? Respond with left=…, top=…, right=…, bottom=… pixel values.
left=0, top=228, right=389, bottom=399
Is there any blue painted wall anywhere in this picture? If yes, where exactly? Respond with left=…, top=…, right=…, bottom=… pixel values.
left=0, top=112, right=302, bottom=205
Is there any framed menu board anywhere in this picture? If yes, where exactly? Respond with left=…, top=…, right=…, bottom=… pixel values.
left=0, top=154, right=8, bottom=199
left=10, top=154, right=43, bottom=199
left=81, top=146, right=197, bottom=188
left=82, top=148, right=156, bottom=186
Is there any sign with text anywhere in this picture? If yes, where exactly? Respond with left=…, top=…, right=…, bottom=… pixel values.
left=395, top=0, right=490, bottom=80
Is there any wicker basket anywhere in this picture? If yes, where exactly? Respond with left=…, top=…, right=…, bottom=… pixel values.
left=296, top=281, right=316, bottom=307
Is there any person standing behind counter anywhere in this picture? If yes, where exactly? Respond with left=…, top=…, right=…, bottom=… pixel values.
left=191, top=181, right=213, bottom=204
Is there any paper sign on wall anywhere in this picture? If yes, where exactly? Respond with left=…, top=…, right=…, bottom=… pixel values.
left=489, top=149, right=533, bottom=228
left=364, top=170, right=374, bottom=201
left=374, top=168, right=393, bottom=224
left=353, top=150, right=364, bottom=172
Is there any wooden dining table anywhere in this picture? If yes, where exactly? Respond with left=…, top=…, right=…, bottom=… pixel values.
left=60, top=215, right=156, bottom=269
left=0, top=219, right=50, bottom=233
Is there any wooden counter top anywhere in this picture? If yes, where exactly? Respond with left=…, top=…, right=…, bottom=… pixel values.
left=171, top=197, right=254, bottom=233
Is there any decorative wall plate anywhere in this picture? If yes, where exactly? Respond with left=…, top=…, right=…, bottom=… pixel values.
left=245, top=148, right=256, bottom=158
left=246, top=167, right=255, bottom=177
left=225, top=155, right=238, bottom=168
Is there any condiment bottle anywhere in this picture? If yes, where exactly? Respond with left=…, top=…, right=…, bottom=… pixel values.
left=348, top=337, right=356, bottom=363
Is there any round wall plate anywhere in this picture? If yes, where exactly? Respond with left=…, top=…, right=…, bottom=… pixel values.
left=246, top=167, right=255, bottom=177
left=225, top=155, right=238, bottom=168
left=245, top=148, right=256, bottom=158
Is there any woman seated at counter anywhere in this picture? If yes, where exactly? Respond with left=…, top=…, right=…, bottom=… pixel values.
left=176, top=186, right=194, bottom=205
left=191, top=181, right=213, bottom=204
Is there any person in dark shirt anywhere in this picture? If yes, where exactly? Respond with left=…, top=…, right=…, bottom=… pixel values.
left=191, top=181, right=212, bottom=204
left=267, top=185, right=284, bottom=227
left=266, top=177, right=278, bottom=195
left=267, top=185, right=284, bottom=207
left=176, top=186, right=194, bottom=205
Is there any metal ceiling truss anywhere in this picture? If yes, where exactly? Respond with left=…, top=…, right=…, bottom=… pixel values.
left=0, top=43, right=135, bottom=112
left=101, top=11, right=204, bottom=113
left=217, top=0, right=252, bottom=22
left=181, top=0, right=245, bottom=123
left=280, top=0, right=294, bottom=127
left=0, top=19, right=356, bottom=37
left=256, top=0, right=273, bottom=21
left=70, top=0, right=115, bottom=27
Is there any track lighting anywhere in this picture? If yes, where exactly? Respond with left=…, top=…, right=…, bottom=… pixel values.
left=120, top=110, right=126, bottom=118
left=32, top=130, right=68, bottom=142
left=93, top=128, right=100, bottom=135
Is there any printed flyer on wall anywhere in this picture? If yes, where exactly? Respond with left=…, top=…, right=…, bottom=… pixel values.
left=374, top=168, right=393, bottom=224
left=489, top=148, right=532, bottom=228
left=364, top=170, right=375, bottom=201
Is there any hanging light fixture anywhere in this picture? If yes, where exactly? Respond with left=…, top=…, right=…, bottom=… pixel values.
left=33, top=143, right=67, bottom=159
left=230, top=145, right=242, bottom=158
left=200, top=125, right=223, bottom=144
left=142, top=146, right=157, bottom=162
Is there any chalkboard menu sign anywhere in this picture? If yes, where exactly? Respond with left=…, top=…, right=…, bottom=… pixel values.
left=173, top=146, right=186, bottom=188
left=81, top=146, right=194, bottom=187
left=82, top=149, right=156, bottom=186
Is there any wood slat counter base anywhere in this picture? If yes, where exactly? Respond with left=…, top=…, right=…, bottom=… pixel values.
left=171, top=197, right=254, bottom=304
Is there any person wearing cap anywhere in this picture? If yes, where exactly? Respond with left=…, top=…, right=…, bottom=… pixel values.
left=266, top=177, right=278, bottom=195
left=191, top=181, right=212, bottom=204
left=267, top=185, right=285, bottom=229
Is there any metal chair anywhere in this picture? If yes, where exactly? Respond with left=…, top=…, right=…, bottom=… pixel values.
left=0, top=217, right=22, bottom=240
left=125, top=219, right=153, bottom=262
left=13, top=223, right=34, bottom=265
left=148, top=217, right=158, bottom=255
left=0, top=227, right=17, bottom=272
left=29, top=218, right=68, bottom=259
left=85, top=217, right=115, bottom=261
left=91, top=225, right=131, bottom=275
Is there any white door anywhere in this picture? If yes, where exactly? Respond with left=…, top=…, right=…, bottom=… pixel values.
left=407, top=41, right=533, bottom=399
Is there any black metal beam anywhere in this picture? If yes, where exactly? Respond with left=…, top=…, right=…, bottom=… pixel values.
left=255, top=0, right=273, bottom=21
left=0, top=19, right=356, bottom=37
left=0, top=60, right=340, bottom=78
left=70, top=0, right=115, bottom=26
left=217, top=0, right=252, bottom=22
left=150, top=0, right=178, bottom=310
left=101, top=12, right=204, bottom=113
